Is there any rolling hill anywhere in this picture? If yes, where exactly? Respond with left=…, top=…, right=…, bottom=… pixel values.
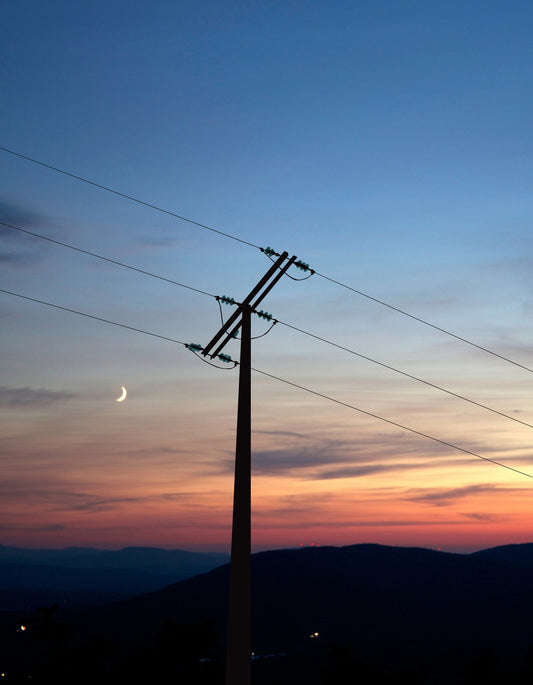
left=0, top=545, right=229, bottom=609
left=2, top=543, right=533, bottom=682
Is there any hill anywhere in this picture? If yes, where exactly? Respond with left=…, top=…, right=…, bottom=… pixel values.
left=0, top=545, right=229, bottom=610
left=471, top=542, right=533, bottom=569
left=80, top=543, right=533, bottom=651
left=2, top=543, right=533, bottom=682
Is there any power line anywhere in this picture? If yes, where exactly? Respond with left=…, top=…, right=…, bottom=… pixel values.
left=313, top=270, right=533, bottom=374
left=0, top=221, right=215, bottom=298
left=0, top=287, right=237, bottom=368
left=0, top=287, right=188, bottom=346
left=250, top=367, right=533, bottom=480
left=275, top=319, right=533, bottom=430
left=2, top=144, right=531, bottom=374
left=0, top=145, right=261, bottom=250
left=1, top=286, right=531, bottom=480
left=3, top=218, right=531, bottom=430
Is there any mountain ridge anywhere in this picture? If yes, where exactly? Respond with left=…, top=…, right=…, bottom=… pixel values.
left=0, top=544, right=229, bottom=610
left=2, top=542, right=533, bottom=682
left=73, top=541, right=533, bottom=651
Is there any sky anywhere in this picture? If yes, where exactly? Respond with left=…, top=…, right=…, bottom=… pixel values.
left=1, top=0, right=532, bottom=554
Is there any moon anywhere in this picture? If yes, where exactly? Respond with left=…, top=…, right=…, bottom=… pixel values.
left=116, top=386, right=127, bottom=402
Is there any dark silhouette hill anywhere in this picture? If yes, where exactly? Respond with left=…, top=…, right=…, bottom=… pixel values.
left=471, top=542, right=533, bottom=569
left=3, top=543, right=533, bottom=682
left=75, top=543, right=533, bottom=655
left=0, top=544, right=228, bottom=572
left=0, top=545, right=229, bottom=609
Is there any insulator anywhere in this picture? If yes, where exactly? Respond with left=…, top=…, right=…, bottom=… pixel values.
left=186, top=343, right=203, bottom=352
left=295, top=260, right=310, bottom=271
left=263, top=246, right=277, bottom=256
left=218, top=353, right=233, bottom=363
left=219, top=295, right=236, bottom=306
left=257, top=309, right=273, bottom=321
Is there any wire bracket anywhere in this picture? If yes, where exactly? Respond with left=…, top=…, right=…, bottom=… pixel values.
left=186, top=343, right=238, bottom=369
left=295, top=260, right=310, bottom=272
left=261, top=246, right=315, bottom=280
left=218, top=295, right=237, bottom=306
left=260, top=246, right=279, bottom=257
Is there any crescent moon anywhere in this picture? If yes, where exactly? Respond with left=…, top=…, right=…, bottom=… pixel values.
left=116, top=386, right=127, bottom=402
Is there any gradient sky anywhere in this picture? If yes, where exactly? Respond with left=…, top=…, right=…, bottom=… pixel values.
left=1, top=0, right=532, bottom=553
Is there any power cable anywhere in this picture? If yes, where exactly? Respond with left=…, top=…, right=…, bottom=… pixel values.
left=0, top=221, right=214, bottom=298
left=1, top=286, right=531, bottom=480
left=2, top=219, right=531, bottom=430
left=251, top=367, right=533, bottom=480
left=0, top=288, right=235, bottom=368
left=313, top=270, right=533, bottom=374
left=0, top=287, right=189, bottom=345
left=0, top=146, right=260, bottom=250
left=275, top=319, right=533, bottom=430
left=2, top=144, right=531, bottom=374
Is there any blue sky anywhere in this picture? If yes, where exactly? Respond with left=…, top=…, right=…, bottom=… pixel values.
left=1, top=0, right=532, bottom=552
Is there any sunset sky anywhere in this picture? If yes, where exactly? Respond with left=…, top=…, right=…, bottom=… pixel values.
left=1, top=0, right=532, bottom=553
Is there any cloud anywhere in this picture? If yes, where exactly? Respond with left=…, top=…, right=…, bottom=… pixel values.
left=114, top=445, right=190, bottom=463
left=0, top=523, right=67, bottom=532
left=317, top=460, right=446, bottom=480
left=0, top=482, right=196, bottom=513
left=54, top=493, right=146, bottom=512
left=0, top=386, right=77, bottom=407
left=0, top=200, right=48, bottom=227
left=252, top=446, right=333, bottom=473
left=0, top=200, right=51, bottom=266
left=300, top=518, right=471, bottom=528
left=459, top=512, right=496, bottom=521
left=489, top=337, right=533, bottom=362
left=253, top=494, right=484, bottom=530
left=404, top=483, right=523, bottom=507
left=0, top=252, right=34, bottom=265
left=254, top=429, right=308, bottom=439
left=247, top=431, right=470, bottom=479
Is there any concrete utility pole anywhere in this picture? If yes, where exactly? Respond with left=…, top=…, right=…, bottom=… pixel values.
left=202, top=251, right=296, bottom=685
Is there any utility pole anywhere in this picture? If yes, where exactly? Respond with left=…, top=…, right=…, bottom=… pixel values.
left=202, top=251, right=296, bottom=685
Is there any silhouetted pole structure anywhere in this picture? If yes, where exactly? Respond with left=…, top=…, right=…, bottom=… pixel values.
left=226, top=303, right=251, bottom=684
left=202, top=252, right=296, bottom=685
